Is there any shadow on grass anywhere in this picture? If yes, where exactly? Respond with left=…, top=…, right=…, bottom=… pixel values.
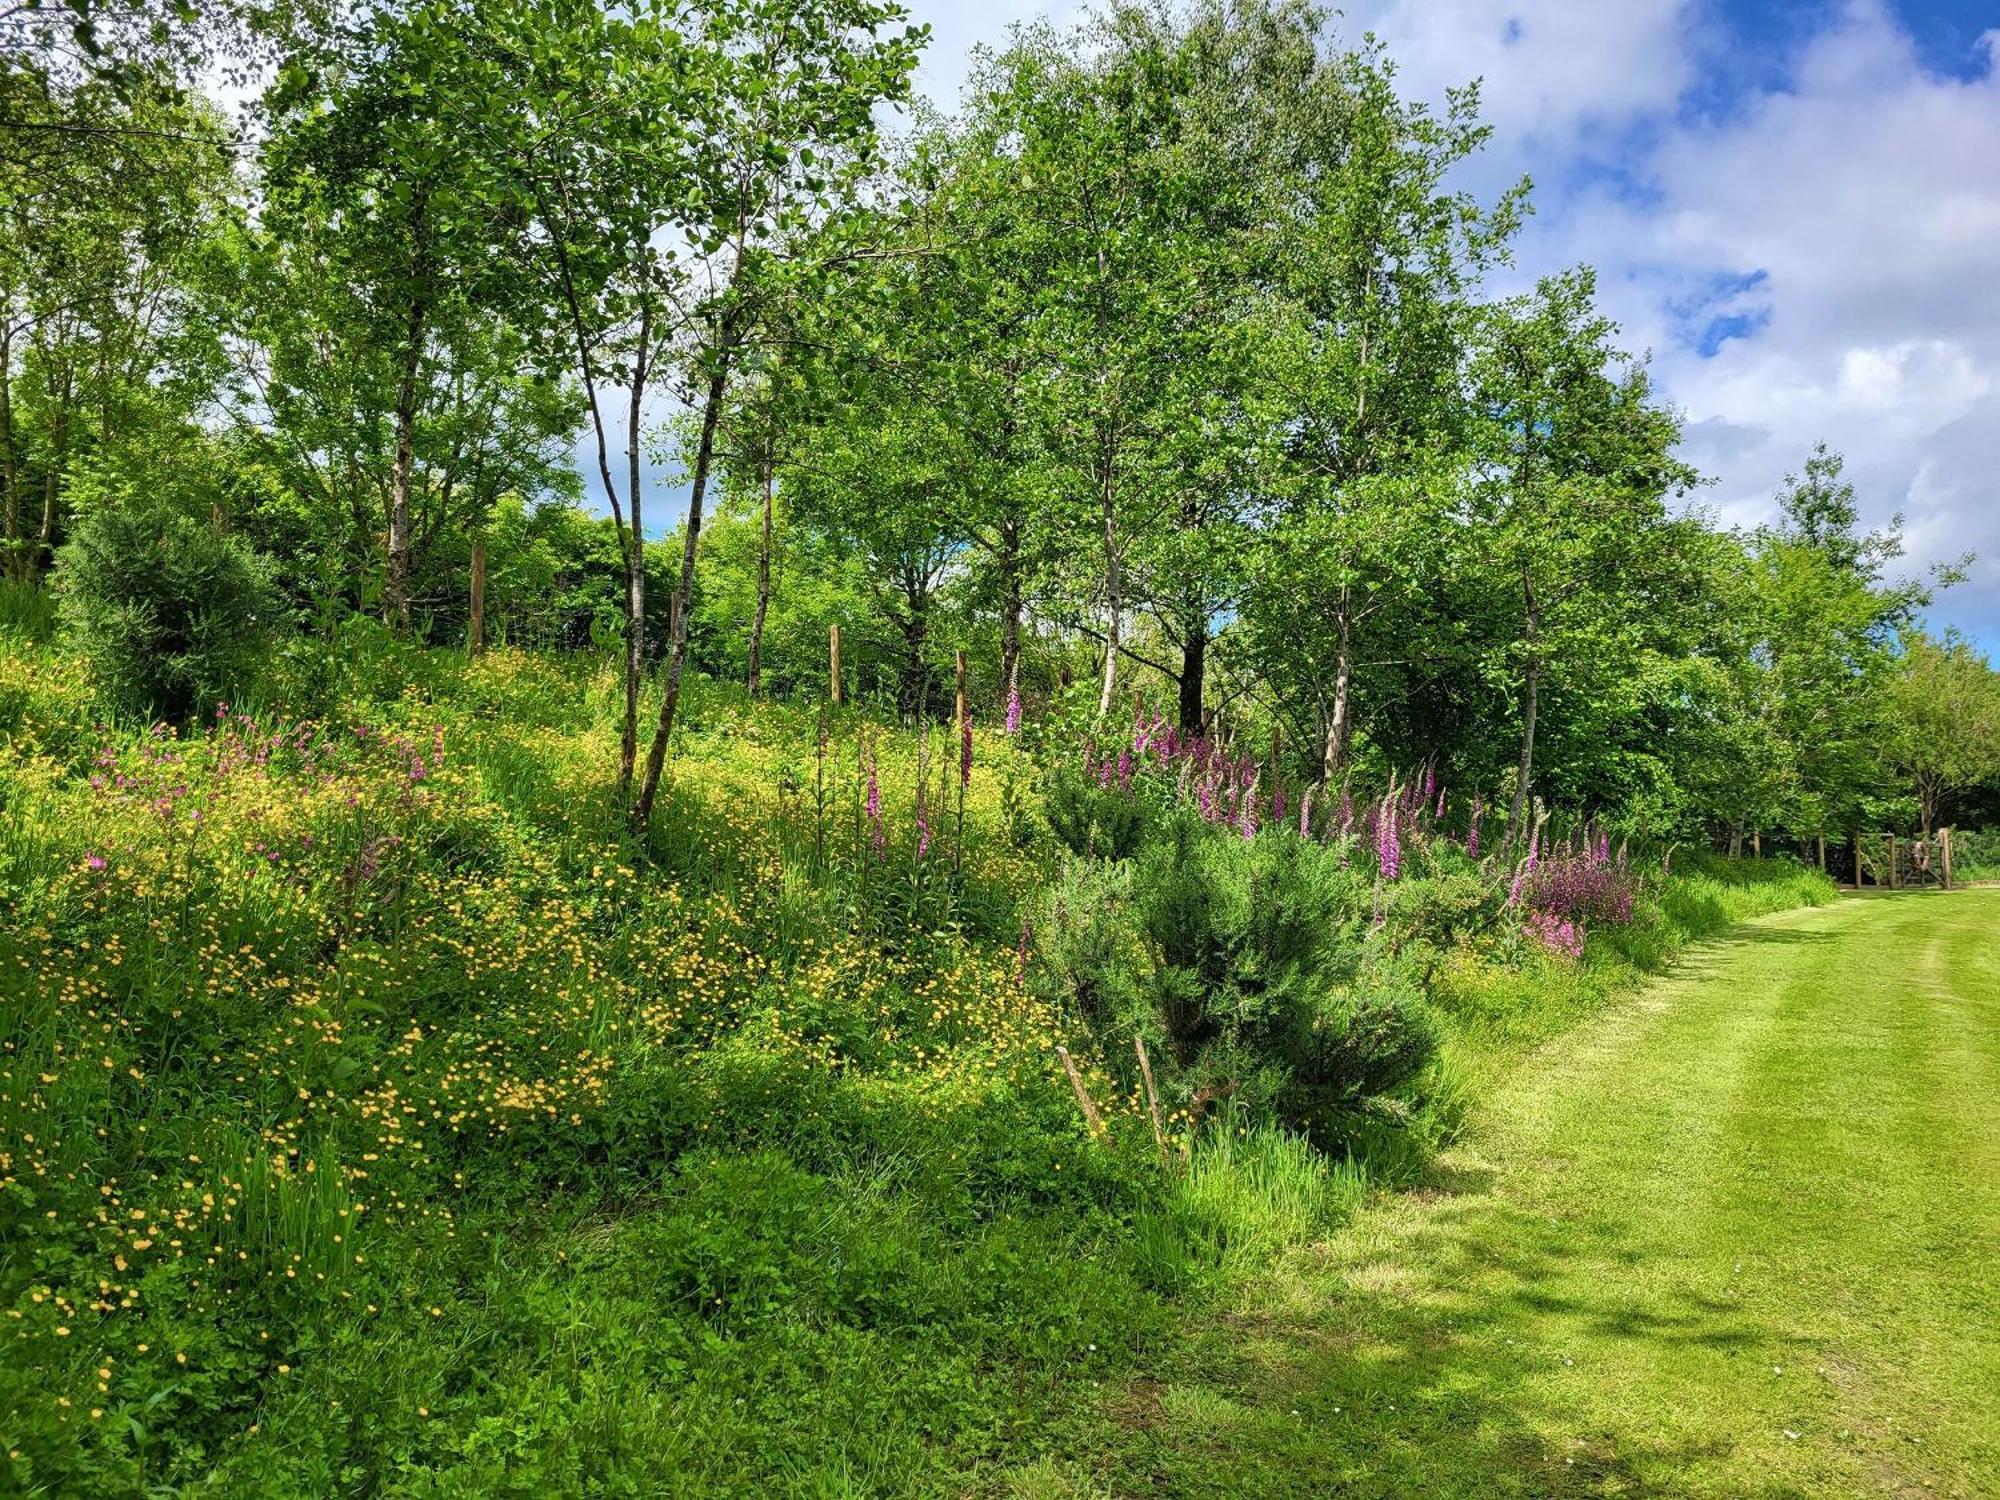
left=1718, top=926, right=1840, bottom=947
left=1099, top=1171, right=1813, bottom=1499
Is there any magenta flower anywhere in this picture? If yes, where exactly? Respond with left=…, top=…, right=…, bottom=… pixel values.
left=915, top=801, right=932, bottom=858
left=1524, top=908, right=1584, bottom=959
left=1376, top=798, right=1400, bottom=880
left=1004, top=688, right=1021, bottom=734
left=84, top=853, right=106, bottom=872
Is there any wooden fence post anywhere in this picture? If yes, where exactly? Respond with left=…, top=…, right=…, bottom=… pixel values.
left=1055, top=1046, right=1109, bottom=1147
left=1816, top=832, right=1826, bottom=873
left=468, top=532, right=486, bottom=655
left=1852, top=829, right=1863, bottom=887
left=1134, top=1036, right=1172, bottom=1170
left=1942, top=827, right=1954, bottom=892
left=954, top=649, right=968, bottom=733
left=1887, top=834, right=1898, bottom=890
left=829, top=623, right=843, bottom=705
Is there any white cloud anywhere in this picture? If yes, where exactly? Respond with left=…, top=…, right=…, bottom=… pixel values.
left=607, top=0, right=2000, bottom=641
left=1340, top=0, right=2000, bottom=642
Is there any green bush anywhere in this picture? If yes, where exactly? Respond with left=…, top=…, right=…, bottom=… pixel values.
left=53, top=500, right=281, bottom=720
left=0, top=576, right=59, bottom=643
left=1037, top=810, right=1438, bottom=1148
left=1043, top=761, right=1148, bottom=859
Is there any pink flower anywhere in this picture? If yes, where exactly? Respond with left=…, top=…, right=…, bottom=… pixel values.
left=1004, top=689, right=1021, bottom=734
left=1376, top=798, right=1400, bottom=880
left=84, top=854, right=106, bottom=872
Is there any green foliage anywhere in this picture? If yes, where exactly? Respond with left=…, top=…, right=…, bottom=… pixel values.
left=53, top=499, right=280, bottom=720
left=0, top=606, right=1856, bottom=1494
left=1043, top=763, right=1150, bottom=860
left=1035, top=809, right=1437, bottom=1149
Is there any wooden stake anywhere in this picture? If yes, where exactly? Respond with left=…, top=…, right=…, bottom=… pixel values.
left=1942, top=827, right=1954, bottom=891
left=1816, top=832, right=1826, bottom=873
left=954, top=649, right=968, bottom=731
left=829, top=623, right=843, bottom=705
left=1055, top=1046, right=1109, bottom=1147
left=1134, top=1036, right=1171, bottom=1169
left=1887, top=834, right=1898, bottom=890
left=468, top=532, right=487, bottom=656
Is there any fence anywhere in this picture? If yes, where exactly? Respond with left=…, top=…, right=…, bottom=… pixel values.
left=1850, top=829, right=1961, bottom=890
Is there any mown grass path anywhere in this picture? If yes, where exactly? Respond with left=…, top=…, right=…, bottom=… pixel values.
left=1100, top=892, right=2000, bottom=1498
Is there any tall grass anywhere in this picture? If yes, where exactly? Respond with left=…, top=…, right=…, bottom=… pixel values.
left=1177, top=1112, right=1373, bottom=1273
left=0, top=620, right=1846, bottom=1496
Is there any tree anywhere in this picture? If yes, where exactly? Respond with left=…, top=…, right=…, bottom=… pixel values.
left=1, top=71, right=234, bottom=580
left=630, top=0, right=925, bottom=823
left=1887, top=631, right=2000, bottom=836
left=1470, top=271, right=1697, bottom=841
left=260, top=0, right=527, bottom=631
left=1242, top=40, right=1520, bottom=775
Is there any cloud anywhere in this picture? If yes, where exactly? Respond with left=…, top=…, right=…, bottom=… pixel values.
left=587, top=1, right=2000, bottom=647
left=1343, top=0, right=2000, bottom=646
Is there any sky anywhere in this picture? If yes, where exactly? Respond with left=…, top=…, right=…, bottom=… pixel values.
left=617, top=0, right=2000, bottom=653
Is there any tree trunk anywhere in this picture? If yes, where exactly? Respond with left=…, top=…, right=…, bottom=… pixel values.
left=898, top=581, right=930, bottom=717
left=36, top=466, right=57, bottom=578
left=383, top=296, right=425, bottom=633
left=635, top=336, right=732, bottom=824
left=468, top=531, right=487, bottom=655
left=0, top=318, right=19, bottom=583
left=1096, top=472, right=1119, bottom=719
left=1506, top=575, right=1540, bottom=843
left=748, top=459, right=772, bottom=697
left=999, top=508, right=1022, bottom=707
left=618, top=301, right=653, bottom=799
left=1321, top=586, right=1353, bottom=781
left=1178, top=617, right=1206, bottom=735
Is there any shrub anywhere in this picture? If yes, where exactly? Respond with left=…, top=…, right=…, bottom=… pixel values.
left=1036, top=809, right=1437, bottom=1147
left=1042, top=760, right=1148, bottom=859
left=54, top=500, right=280, bottom=720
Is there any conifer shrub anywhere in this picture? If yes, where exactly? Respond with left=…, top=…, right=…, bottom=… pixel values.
left=1036, top=809, right=1440, bottom=1148
left=54, top=499, right=280, bottom=720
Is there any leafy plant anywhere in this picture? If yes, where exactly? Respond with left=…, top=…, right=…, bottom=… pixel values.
left=53, top=499, right=280, bottom=720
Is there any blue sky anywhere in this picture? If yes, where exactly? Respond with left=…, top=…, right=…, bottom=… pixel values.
left=617, top=1, right=2000, bottom=654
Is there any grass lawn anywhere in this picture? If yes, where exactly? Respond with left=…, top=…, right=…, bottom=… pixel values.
left=1085, top=890, right=2000, bottom=1498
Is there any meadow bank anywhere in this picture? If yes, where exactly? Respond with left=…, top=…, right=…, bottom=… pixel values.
left=1, top=625, right=1834, bottom=1496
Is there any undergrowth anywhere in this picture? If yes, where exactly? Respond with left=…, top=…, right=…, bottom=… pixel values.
left=0, top=628, right=1838, bottom=1496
